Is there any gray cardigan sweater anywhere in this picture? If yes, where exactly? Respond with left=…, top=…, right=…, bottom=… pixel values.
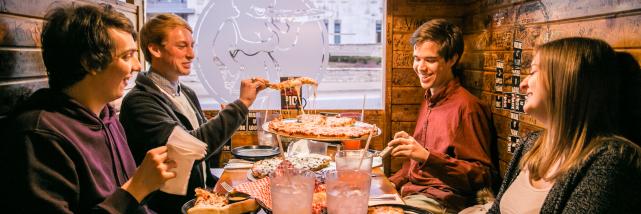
left=488, top=132, right=641, bottom=213
left=119, top=71, right=249, bottom=213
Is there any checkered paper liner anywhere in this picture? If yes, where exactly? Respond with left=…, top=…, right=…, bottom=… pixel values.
left=234, top=160, right=326, bottom=214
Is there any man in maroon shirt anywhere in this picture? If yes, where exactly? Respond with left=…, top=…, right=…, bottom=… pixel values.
left=388, top=19, right=497, bottom=213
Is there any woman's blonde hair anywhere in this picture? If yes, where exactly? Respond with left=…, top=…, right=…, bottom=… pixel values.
left=520, top=37, right=633, bottom=180
left=139, top=13, right=192, bottom=63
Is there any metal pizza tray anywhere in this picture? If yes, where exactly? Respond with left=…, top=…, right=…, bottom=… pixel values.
left=231, top=145, right=280, bottom=161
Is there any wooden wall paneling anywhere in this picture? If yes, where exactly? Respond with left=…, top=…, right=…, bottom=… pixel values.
left=390, top=86, right=423, bottom=105
left=391, top=121, right=416, bottom=137
left=384, top=12, right=394, bottom=174
left=392, top=33, right=412, bottom=51
left=0, top=79, right=47, bottom=116
left=0, top=0, right=72, bottom=18
left=521, top=15, right=641, bottom=50
left=492, top=113, right=511, bottom=139
left=0, top=49, right=46, bottom=78
left=519, top=113, right=542, bottom=127
left=391, top=16, right=464, bottom=33
left=390, top=1, right=469, bottom=17
left=0, top=0, right=143, bottom=119
left=478, top=0, right=528, bottom=10
left=391, top=104, right=420, bottom=122
left=0, top=14, right=42, bottom=47
left=479, top=91, right=494, bottom=109
left=460, top=50, right=514, bottom=72
left=392, top=68, right=419, bottom=86
left=492, top=107, right=511, bottom=119
left=514, top=0, right=641, bottom=26
left=496, top=138, right=512, bottom=163
left=518, top=119, right=544, bottom=137
left=481, top=71, right=495, bottom=91
left=459, top=51, right=485, bottom=70
left=461, top=69, right=484, bottom=90
left=392, top=49, right=413, bottom=68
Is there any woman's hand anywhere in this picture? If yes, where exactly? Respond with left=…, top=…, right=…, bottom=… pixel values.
left=122, top=146, right=177, bottom=202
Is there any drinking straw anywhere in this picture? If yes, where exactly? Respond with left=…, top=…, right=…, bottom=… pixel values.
left=360, top=94, right=366, bottom=121
left=276, top=134, right=285, bottom=158
left=358, top=125, right=376, bottom=169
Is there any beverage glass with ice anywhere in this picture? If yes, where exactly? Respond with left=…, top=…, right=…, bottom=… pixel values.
left=334, top=150, right=373, bottom=173
left=270, top=169, right=315, bottom=214
left=326, top=170, right=372, bottom=214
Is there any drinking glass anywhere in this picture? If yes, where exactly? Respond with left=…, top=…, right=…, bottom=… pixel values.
left=257, top=111, right=280, bottom=147
left=326, top=170, right=371, bottom=214
left=334, top=150, right=373, bottom=173
left=270, top=169, right=315, bottom=214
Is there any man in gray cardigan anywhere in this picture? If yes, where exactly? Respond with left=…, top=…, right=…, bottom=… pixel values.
left=119, top=13, right=266, bottom=213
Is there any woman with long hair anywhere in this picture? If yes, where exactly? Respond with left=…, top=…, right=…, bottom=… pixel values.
left=487, top=37, right=641, bottom=213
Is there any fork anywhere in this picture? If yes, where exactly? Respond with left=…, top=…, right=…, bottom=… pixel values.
left=220, top=181, right=234, bottom=193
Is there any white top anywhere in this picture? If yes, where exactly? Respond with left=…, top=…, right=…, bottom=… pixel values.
left=500, top=161, right=560, bottom=214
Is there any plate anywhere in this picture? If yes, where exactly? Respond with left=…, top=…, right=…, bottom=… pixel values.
left=181, top=198, right=261, bottom=214
left=246, top=169, right=258, bottom=181
left=231, top=145, right=280, bottom=161
left=368, top=204, right=432, bottom=214
left=263, top=119, right=381, bottom=142
left=181, top=199, right=195, bottom=214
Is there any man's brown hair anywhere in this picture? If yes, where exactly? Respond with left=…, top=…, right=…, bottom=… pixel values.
left=410, top=19, right=464, bottom=77
left=139, top=13, right=192, bottom=63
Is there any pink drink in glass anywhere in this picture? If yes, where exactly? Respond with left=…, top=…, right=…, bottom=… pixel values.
left=270, top=170, right=315, bottom=214
left=326, top=170, right=371, bottom=214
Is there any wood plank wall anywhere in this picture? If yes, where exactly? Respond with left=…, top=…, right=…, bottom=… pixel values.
left=461, top=0, right=641, bottom=176
left=386, top=0, right=641, bottom=177
left=0, top=0, right=144, bottom=119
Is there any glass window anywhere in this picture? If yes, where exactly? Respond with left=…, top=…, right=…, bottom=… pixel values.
left=143, top=0, right=385, bottom=110
left=334, top=20, right=341, bottom=44
left=376, top=20, right=382, bottom=44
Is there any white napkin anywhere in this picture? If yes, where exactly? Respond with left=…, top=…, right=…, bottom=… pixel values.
left=368, top=194, right=405, bottom=206
left=287, top=139, right=310, bottom=156
left=160, top=126, right=207, bottom=195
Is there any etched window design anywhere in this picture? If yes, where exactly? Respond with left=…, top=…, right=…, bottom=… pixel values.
left=147, top=0, right=384, bottom=110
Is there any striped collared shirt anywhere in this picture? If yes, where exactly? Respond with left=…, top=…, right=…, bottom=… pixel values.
left=147, top=70, right=181, bottom=96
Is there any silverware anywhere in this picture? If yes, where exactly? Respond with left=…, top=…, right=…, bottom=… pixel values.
left=220, top=181, right=234, bottom=193
left=377, top=145, right=392, bottom=158
left=369, top=195, right=397, bottom=201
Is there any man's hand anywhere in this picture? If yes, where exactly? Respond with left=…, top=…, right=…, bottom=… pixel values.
left=388, top=133, right=429, bottom=163
left=239, top=77, right=267, bottom=107
left=122, top=146, right=177, bottom=202
left=394, top=131, right=411, bottom=139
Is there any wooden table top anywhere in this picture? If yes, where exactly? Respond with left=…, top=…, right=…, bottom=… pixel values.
left=215, top=167, right=399, bottom=198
